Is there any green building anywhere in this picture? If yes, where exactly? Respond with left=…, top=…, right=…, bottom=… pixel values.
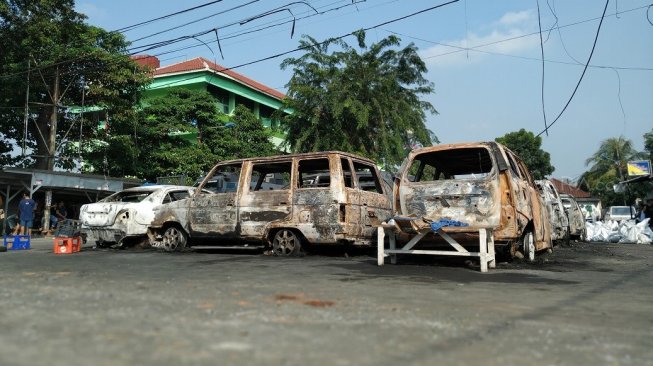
left=134, top=55, right=288, bottom=146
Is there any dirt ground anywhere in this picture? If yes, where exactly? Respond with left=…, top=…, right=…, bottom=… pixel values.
left=1, top=237, right=652, bottom=366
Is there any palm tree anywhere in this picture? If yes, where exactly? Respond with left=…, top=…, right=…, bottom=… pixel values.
left=585, top=136, right=641, bottom=181
left=581, top=136, right=646, bottom=206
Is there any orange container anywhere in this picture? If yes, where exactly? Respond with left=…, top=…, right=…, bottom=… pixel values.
left=53, top=237, right=82, bottom=254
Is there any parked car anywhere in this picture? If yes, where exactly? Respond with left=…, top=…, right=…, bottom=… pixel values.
left=80, top=185, right=199, bottom=247
left=604, top=206, right=635, bottom=222
left=393, top=142, right=552, bottom=261
left=560, top=194, right=587, bottom=241
left=536, top=179, right=570, bottom=245
left=148, top=152, right=393, bottom=255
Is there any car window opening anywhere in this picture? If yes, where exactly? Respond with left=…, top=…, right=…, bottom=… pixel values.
left=409, top=148, right=493, bottom=182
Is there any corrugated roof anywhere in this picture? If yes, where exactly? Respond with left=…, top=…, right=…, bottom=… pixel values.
left=551, top=178, right=591, bottom=198
left=154, top=57, right=286, bottom=100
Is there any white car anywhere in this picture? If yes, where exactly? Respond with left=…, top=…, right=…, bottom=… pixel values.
left=80, top=185, right=198, bottom=247
left=604, top=206, right=635, bottom=222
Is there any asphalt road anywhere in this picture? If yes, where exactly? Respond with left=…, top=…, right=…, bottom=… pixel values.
left=1, top=237, right=652, bottom=366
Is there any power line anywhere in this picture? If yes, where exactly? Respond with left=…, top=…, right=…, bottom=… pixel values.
left=140, top=0, right=461, bottom=92
left=144, top=0, right=375, bottom=60
left=129, top=0, right=261, bottom=43
left=0, top=0, right=367, bottom=79
left=421, top=4, right=649, bottom=61
left=114, top=0, right=226, bottom=33
left=535, top=0, right=610, bottom=137
left=384, top=30, right=653, bottom=71
left=537, top=0, right=548, bottom=136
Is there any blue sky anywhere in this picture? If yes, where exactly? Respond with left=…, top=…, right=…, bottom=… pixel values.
left=77, top=0, right=653, bottom=181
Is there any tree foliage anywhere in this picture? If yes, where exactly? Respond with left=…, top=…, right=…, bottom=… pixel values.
left=277, top=31, right=437, bottom=168
left=0, top=0, right=148, bottom=169
left=644, top=128, right=653, bottom=161
left=495, top=128, right=554, bottom=180
left=579, top=136, right=650, bottom=206
left=94, top=89, right=276, bottom=183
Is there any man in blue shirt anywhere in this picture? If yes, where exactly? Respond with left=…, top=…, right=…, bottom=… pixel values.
left=13, top=192, right=36, bottom=236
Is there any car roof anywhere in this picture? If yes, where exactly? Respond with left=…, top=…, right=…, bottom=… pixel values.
left=120, top=185, right=191, bottom=193
left=213, top=151, right=378, bottom=166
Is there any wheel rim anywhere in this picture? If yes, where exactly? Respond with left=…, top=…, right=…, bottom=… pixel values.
left=273, top=229, right=297, bottom=256
left=163, top=227, right=182, bottom=252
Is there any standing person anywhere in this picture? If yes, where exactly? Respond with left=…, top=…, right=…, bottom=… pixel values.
left=644, top=197, right=653, bottom=229
left=13, top=192, right=36, bottom=236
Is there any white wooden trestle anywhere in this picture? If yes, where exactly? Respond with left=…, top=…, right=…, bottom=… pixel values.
left=377, top=224, right=496, bottom=273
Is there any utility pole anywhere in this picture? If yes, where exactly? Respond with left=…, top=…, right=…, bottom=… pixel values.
left=43, top=66, right=59, bottom=233
left=47, top=66, right=60, bottom=171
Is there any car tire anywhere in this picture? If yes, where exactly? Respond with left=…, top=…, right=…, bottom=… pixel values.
left=161, top=226, right=187, bottom=252
left=563, top=226, right=571, bottom=246
left=272, top=229, right=302, bottom=257
left=521, top=230, right=535, bottom=262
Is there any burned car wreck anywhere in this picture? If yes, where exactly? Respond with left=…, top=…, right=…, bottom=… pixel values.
left=390, top=142, right=552, bottom=260
left=148, top=152, right=392, bottom=255
left=80, top=185, right=198, bottom=247
left=536, top=179, right=570, bottom=245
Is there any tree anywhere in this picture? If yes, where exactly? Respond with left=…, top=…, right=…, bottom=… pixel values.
left=579, top=136, right=649, bottom=206
left=0, top=0, right=148, bottom=170
left=495, top=129, right=554, bottom=180
left=277, top=31, right=437, bottom=168
left=96, top=89, right=276, bottom=182
left=644, top=129, right=653, bottom=161
left=206, top=105, right=277, bottom=161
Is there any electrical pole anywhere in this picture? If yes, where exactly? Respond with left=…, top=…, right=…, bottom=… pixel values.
left=47, top=66, right=60, bottom=171
left=43, top=66, right=59, bottom=233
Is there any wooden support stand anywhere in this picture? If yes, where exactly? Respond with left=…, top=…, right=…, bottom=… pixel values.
left=377, top=223, right=496, bottom=273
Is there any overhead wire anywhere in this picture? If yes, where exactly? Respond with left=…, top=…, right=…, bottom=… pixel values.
left=420, top=4, right=649, bottom=61
left=0, top=0, right=361, bottom=79
left=145, top=0, right=372, bottom=59
left=383, top=29, right=653, bottom=71
left=114, top=0, right=226, bottom=33
left=4, top=1, right=649, bottom=81
left=535, top=0, right=610, bottom=137
left=536, top=0, right=548, bottom=136
left=139, top=0, right=461, bottom=91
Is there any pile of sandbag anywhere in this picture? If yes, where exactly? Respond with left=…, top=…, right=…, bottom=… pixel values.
left=586, top=218, right=653, bottom=244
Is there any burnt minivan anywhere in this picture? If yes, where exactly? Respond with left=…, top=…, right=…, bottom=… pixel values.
left=536, top=179, right=570, bottom=245
left=393, top=142, right=552, bottom=260
left=148, top=152, right=392, bottom=255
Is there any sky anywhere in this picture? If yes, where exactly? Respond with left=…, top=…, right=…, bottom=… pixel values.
left=76, top=0, right=653, bottom=181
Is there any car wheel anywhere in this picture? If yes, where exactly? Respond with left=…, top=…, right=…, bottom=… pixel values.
left=161, top=226, right=187, bottom=252
left=272, top=229, right=301, bottom=256
left=522, top=231, right=535, bottom=262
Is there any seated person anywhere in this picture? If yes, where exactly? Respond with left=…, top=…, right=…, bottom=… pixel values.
left=55, top=201, right=68, bottom=225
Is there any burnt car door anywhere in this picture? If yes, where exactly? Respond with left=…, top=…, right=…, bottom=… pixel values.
left=514, top=155, right=550, bottom=248
left=339, top=157, right=362, bottom=238
left=189, top=163, right=242, bottom=239
left=238, top=160, right=293, bottom=240
left=351, top=159, right=390, bottom=237
left=292, top=156, right=342, bottom=242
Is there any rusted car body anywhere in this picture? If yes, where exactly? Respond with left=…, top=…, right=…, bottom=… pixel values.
left=148, top=152, right=392, bottom=254
left=393, top=142, right=552, bottom=259
left=536, top=179, right=570, bottom=245
left=79, top=185, right=197, bottom=247
left=560, top=194, right=587, bottom=241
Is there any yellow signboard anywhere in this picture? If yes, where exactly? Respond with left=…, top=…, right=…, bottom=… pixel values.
left=627, top=160, right=651, bottom=176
